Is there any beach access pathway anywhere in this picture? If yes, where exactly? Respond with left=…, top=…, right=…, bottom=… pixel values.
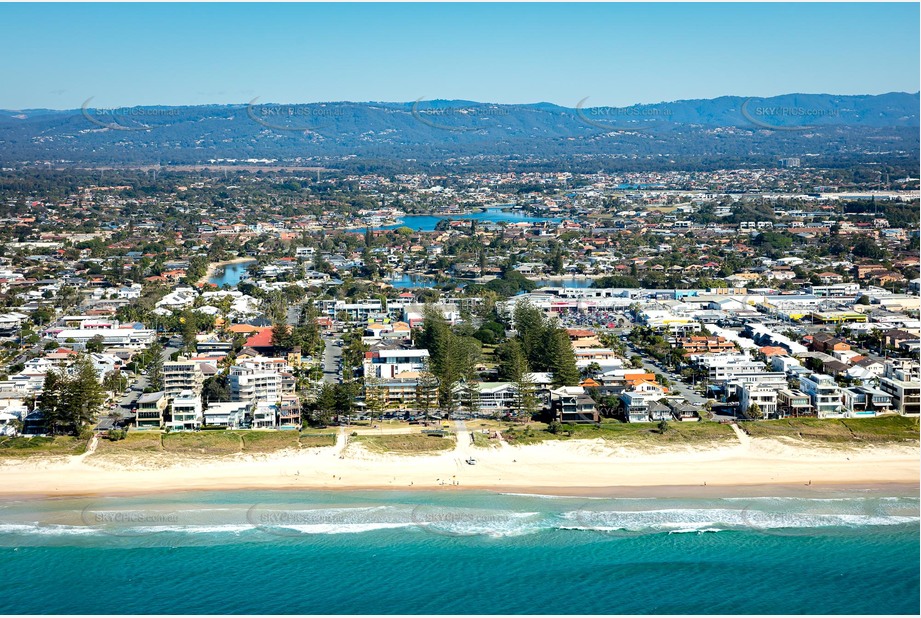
left=729, top=423, right=752, bottom=450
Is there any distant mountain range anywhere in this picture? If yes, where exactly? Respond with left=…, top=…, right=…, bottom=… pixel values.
left=0, top=92, right=917, bottom=171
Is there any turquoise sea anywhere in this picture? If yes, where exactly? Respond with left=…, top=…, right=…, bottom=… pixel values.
left=0, top=489, right=918, bottom=614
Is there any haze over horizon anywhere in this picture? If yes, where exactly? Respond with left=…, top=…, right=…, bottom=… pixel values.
left=5, top=90, right=921, bottom=113
left=0, top=2, right=918, bottom=109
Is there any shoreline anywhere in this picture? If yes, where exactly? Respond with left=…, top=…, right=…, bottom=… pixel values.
left=1, top=437, right=917, bottom=500
left=2, top=480, right=917, bottom=503
left=198, top=257, right=256, bottom=286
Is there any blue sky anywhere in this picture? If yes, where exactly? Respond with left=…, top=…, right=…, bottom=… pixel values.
left=1, top=2, right=918, bottom=109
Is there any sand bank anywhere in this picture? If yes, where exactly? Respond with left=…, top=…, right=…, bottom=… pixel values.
left=0, top=433, right=917, bottom=498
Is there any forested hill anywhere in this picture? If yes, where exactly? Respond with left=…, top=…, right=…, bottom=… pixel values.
left=1, top=92, right=917, bottom=171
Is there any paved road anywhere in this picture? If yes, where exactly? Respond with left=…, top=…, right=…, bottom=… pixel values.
left=624, top=341, right=708, bottom=406
left=322, top=335, right=342, bottom=384
left=115, top=343, right=181, bottom=412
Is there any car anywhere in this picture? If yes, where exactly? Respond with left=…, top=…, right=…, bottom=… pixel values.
left=466, top=457, right=477, bottom=465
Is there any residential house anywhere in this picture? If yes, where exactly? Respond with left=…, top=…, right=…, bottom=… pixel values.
left=550, top=386, right=599, bottom=424
left=135, top=391, right=167, bottom=429
left=777, top=389, right=813, bottom=417
left=799, top=373, right=844, bottom=418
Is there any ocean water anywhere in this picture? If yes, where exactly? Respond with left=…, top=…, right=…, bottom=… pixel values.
left=0, top=490, right=918, bottom=614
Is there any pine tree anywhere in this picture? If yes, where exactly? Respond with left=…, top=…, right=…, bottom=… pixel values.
left=496, top=339, right=526, bottom=381
left=512, top=302, right=547, bottom=368
left=460, top=369, right=480, bottom=417
left=513, top=370, right=539, bottom=422
left=147, top=341, right=164, bottom=391
left=62, top=356, right=105, bottom=434
left=546, top=328, right=580, bottom=386
left=313, top=383, right=337, bottom=425
left=38, top=371, right=65, bottom=435
left=414, top=366, right=439, bottom=418
left=363, top=375, right=388, bottom=422
left=271, top=322, right=294, bottom=351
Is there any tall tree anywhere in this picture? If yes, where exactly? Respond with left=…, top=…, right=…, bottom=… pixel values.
left=38, top=371, right=65, bottom=435
left=62, top=356, right=105, bottom=434
left=271, top=322, right=294, bottom=351
left=363, top=375, right=388, bottom=422
left=545, top=328, right=580, bottom=387
left=312, top=383, right=337, bottom=426
left=147, top=341, right=164, bottom=391
left=414, top=366, right=439, bottom=418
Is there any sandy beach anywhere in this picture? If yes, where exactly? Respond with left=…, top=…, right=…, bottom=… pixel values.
left=198, top=257, right=256, bottom=286
left=0, top=430, right=917, bottom=498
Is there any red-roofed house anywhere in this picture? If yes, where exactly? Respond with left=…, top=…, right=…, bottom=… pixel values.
left=244, top=327, right=275, bottom=354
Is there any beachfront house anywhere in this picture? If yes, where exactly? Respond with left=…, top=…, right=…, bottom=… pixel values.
left=136, top=391, right=167, bottom=429
left=203, top=401, right=251, bottom=428
left=550, top=386, right=599, bottom=424
left=799, top=373, right=845, bottom=418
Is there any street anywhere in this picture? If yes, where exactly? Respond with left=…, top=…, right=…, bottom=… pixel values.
left=624, top=340, right=708, bottom=407
left=322, top=334, right=343, bottom=384
left=114, top=342, right=181, bottom=414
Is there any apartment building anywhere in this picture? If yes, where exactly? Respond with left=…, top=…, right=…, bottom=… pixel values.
left=878, top=376, right=920, bottom=416
left=841, top=386, right=892, bottom=417
left=691, top=354, right=765, bottom=382
left=228, top=365, right=282, bottom=404
left=202, top=401, right=251, bottom=428
left=550, top=386, right=599, bottom=424
left=676, top=336, right=736, bottom=355
left=167, top=390, right=203, bottom=431
left=252, top=402, right=278, bottom=429
left=278, top=394, right=302, bottom=428
left=55, top=326, right=155, bottom=349
left=163, top=360, right=204, bottom=401
left=363, top=348, right=430, bottom=379
left=725, top=372, right=787, bottom=396
left=738, top=383, right=779, bottom=418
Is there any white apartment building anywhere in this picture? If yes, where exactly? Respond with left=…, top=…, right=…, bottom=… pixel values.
left=55, top=326, right=155, bottom=349
left=692, top=354, right=766, bottom=382
left=739, top=383, right=779, bottom=418
left=202, top=401, right=251, bottom=428
left=364, top=349, right=430, bottom=379
left=163, top=360, right=204, bottom=401
left=167, top=390, right=203, bottom=431
left=228, top=365, right=282, bottom=404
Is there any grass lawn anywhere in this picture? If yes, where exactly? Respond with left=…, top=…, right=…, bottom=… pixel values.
left=502, top=423, right=565, bottom=445
left=502, top=420, right=735, bottom=445
left=841, top=416, right=920, bottom=442
left=356, top=433, right=456, bottom=454
left=298, top=433, right=337, bottom=448
left=95, top=432, right=163, bottom=452
left=240, top=430, right=302, bottom=452
left=471, top=431, right=501, bottom=448
left=161, top=431, right=243, bottom=454
left=743, top=416, right=919, bottom=444
left=465, top=419, right=506, bottom=431
left=0, top=435, right=88, bottom=457
left=96, top=430, right=338, bottom=455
